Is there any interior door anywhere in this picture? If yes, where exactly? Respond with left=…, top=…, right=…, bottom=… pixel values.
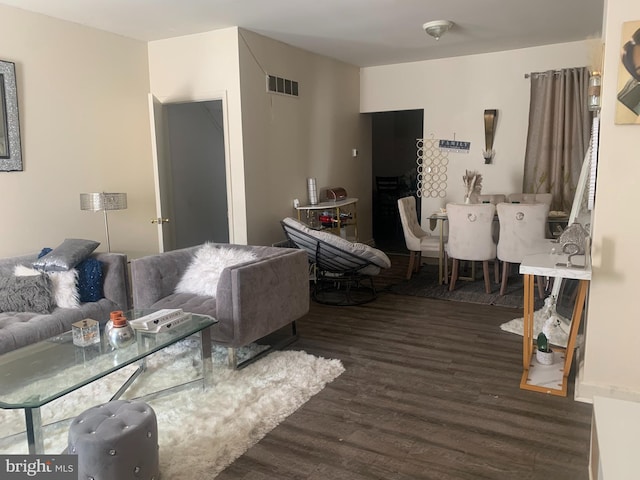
left=149, top=95, right=230, bottom=252
left=148, top=94, right=176, bottom=252
left=165, top=101, right=229, bottom=248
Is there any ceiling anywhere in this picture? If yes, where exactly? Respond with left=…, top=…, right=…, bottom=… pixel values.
left=0, top=0, right=604, bottom=67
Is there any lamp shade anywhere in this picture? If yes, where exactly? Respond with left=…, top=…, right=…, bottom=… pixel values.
left=80, top=193, right=127, bottom=212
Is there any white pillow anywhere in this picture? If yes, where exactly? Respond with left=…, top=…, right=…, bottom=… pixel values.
left=14, top=265, right=80, bottom=309
left=175, top=244, right=257, bottom=298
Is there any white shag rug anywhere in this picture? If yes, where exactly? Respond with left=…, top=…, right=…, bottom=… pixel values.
left=0, top=340, right=344, bottom=479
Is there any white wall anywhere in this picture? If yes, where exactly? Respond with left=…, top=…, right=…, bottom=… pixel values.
left=361, top=42, right=590, bottom=223
left=577, top=0, right=640, bottom=401
left=148, top=29, right=370, bottom=247
left=238, top=30, right=371, bottom=245
left=147, top=28, right=247, bottom=244
left=0, top=5, right=155, bottom=258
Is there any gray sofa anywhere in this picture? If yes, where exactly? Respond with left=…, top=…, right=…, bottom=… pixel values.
left=0, top=252, right=129, bottom=354
left=130, top=244, right=309, bottom=367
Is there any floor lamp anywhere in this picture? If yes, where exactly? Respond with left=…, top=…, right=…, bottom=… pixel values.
left=80, top=192, right=127, bottom=252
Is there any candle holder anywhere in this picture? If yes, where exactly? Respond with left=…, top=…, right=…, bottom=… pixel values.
left=72, top=318, right=100, bottom=347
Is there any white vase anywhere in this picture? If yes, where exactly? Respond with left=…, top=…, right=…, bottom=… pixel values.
left=536, top=349, right=554, bottom=365
left=464, top=196, right=471, bottom=204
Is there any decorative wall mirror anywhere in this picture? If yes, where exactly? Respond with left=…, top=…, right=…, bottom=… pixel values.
left=0, top=59, right=22, bottom=172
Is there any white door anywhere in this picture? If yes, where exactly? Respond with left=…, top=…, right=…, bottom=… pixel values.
left=148, top=94, right=175, bottom=252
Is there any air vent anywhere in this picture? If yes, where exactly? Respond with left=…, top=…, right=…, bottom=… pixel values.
left=266, top=75, right=299, bottom=97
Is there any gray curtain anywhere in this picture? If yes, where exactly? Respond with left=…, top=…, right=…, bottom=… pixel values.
left=523, top=67, right=591, bottom=213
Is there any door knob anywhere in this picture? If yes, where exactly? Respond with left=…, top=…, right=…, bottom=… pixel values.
left=151, top=218, right=170, bottom=224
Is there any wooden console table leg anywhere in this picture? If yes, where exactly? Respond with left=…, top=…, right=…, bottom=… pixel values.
left=562, top=279, right=589, bottom=379
left=438, top=218, right=444, bottom=285
left=522, top=273, right=535, bottom=370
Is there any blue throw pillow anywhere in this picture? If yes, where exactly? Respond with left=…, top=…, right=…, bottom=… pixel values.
left=76, top=258, right=104, bottom=303
left=39, top=248, right=104, bottom=302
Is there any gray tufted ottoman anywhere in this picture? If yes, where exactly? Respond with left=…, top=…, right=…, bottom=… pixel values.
left=68, top=399, right=160, bottom=480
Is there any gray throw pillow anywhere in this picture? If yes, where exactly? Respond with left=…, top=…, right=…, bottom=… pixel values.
left=0, top=270, right=54, bottom=314
left=32, top=238, right=100, bottom=272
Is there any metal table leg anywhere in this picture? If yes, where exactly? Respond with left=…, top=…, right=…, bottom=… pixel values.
left=200, top=326, right=213, bottom=389
left=24, top=407, right=44, bottom=454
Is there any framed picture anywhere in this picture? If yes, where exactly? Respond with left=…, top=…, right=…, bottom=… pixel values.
left=615, top=20, right=640, bottom=124
left=0, top=59, right=22, bottom=171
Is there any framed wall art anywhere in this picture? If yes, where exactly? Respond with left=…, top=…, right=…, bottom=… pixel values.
left=615, top=20, right=640, bottom=124
left=0, top=59, right=22, bottom=171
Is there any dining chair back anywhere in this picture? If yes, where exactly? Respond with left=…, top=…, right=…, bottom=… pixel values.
left=476, top=194, right=506, bottom=205
left=476, top=194, right=505, bottom=242
left=507, top=193, right=552, bottom=207
left=445, top=203, right=497, bottom=294
left=496, top=202, right=552, bottom=296
left=397, top=196, right=441, bottom=279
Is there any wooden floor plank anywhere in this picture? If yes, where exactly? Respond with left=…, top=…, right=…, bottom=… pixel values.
left=216, top=287, right=592, bottom=480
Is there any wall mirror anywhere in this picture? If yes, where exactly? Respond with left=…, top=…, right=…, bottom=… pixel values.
left=0, top=59, right=22, bottom=171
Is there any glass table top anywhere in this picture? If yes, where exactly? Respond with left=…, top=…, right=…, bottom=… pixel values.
left=0, top=310, right=216, bottom=409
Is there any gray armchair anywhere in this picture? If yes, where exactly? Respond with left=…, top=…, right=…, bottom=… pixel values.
left=129, top=244, right=309, bottom=368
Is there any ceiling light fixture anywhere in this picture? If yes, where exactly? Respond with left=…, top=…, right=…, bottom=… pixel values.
left=423, top=20, right=454, bottom=40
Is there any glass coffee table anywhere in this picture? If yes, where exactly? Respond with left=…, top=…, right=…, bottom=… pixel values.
left=0, top=310, right=216, bottom=454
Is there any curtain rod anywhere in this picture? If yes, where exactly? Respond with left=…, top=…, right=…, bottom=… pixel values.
left=524, top=70, right=562, bottom=79
left=524, top=66, right=586, bottom=79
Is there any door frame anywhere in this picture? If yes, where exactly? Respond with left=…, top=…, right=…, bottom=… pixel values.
left=149, top=90, right=235, bottom=251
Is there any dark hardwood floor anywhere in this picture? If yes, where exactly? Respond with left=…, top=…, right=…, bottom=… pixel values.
left=217, top=264, right=592, bottom=479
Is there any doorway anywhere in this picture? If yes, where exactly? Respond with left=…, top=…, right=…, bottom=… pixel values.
left=371, top=109, right=424, bottom=253
left=150, top=98, right=229, bottom=251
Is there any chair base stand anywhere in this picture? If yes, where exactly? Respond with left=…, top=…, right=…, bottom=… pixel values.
left=227, top=322, right=299, bottom=369
left=313, top=273, right=377, bottom=306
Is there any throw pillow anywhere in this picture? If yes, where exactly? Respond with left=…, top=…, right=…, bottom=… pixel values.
left=175, top=244, right=257, bottom=298
left=14, top=265, right=80, bottom=309
left=0, top=270, right=54, bottom=314
left=76, top=258, right=104, bottom=302
left=32, top=238, right=100, bottom=272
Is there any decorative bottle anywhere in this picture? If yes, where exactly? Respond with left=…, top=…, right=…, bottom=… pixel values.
left=105, top=310, right=135, bottom=349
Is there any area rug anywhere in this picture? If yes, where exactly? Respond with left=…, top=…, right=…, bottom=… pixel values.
left=387, top=263, right=545, bottom=309
left=0, top=340, right=344, bottom=479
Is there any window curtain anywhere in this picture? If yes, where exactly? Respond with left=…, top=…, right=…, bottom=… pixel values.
left=523, top=67, right=591, bottom=213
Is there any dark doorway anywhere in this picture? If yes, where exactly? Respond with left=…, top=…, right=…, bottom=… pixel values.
left=371, top=109, right=423, bottom=253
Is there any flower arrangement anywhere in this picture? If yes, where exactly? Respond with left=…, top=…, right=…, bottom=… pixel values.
left=462, top=170, right=483, bottom=203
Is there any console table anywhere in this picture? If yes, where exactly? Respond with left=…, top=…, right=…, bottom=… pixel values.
left=519, top=253, right=591, bottom=396
left=295, top=197, right=358, bottom=241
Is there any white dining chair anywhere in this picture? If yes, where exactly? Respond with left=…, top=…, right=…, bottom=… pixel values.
left=397, top=196, right=441, bottom=279
left=507, top=193, right=554, bottom=238
left=476, top=194, right=505, bottom=242
left=445, top=203, right=497, bottom=294
left=496, top=202, right=553, bottom=297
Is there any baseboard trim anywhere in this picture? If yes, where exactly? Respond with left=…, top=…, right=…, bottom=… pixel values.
left=575, top=372, right=640, bottom=404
